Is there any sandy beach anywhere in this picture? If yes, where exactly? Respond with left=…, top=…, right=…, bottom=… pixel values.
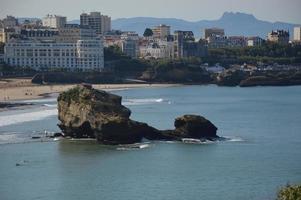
left=0, top=78, right=179, bottom=101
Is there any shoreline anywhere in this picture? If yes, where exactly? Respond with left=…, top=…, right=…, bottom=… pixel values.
left=0, top=79, right=181, bottom=102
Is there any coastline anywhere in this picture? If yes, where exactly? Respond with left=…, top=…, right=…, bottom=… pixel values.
left=0, top=78, right=181, bottom=101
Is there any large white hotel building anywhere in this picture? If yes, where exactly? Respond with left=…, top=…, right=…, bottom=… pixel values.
left=5, top=39, right=104, bottom=72
left=4, top=24, right=104, bottom=72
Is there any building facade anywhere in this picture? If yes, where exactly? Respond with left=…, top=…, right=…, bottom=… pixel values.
left=0, top=28, right=18, bottom=43
left=80, top=12, right=102, bottom=35
left=268, top=30, right=289, bottom=45
left=294, top=27, right=301, bottom=41
left=152, top=24, right=171, bottom=40
left=20, top=28, right=59, bottom=41
left=247, top=36, right=264, bottom=46
left=42, top=15, right=67, bottom=28
left=101, top=15, right=111, bottom=34
left=139, top=40, right=174, bottom=59
left=174, top=31, right=207, bottom=58
left=227, top=36, right=247, bottom=47
left=121, top=32, right=139, bottom=58
left=56, top=24, right=97, bottom=43
left=4, top=38, right=104, bottom=72
left=204, top=28, right=225, bottom=39
left=206, top=35, right=227, bottom=48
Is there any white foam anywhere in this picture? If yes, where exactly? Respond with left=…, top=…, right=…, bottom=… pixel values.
left=224, top=136, right=244, bottom=142
left=20, top=98, right=57, bottom=103
left=43, top=104, right=57, bottom=108
left=123, top=98, right=167, bottom=106
left=0, top=108, right=58, bottom=127
left=116, top=143, right=151, bottom=151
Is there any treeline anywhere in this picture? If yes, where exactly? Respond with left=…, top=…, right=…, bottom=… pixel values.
left=204, top=43, right=301, bottom=66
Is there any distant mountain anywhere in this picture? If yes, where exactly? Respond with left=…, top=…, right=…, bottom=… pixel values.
left=68, top=20, right=80, bottom=24
left=112, top=12, right=300, bottom=39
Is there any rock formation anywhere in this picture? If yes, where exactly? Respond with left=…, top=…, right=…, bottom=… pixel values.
left=58, top=85, right=218, bottom=144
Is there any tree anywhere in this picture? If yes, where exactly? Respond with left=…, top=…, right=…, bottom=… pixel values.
left=143, top=28, right=153, bottom=37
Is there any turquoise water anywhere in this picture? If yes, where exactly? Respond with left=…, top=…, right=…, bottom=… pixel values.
left=0, top=85, right=301, bottom=200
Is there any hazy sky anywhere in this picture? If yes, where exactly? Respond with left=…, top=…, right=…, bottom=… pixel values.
left=0, top=0, right=301, bottom=23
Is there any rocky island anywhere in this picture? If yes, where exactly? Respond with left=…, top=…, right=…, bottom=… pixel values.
left=57, top=85, right=219, bottom=144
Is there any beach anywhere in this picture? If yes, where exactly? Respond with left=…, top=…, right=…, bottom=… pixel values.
left=0, top=78, right=179, bottom=101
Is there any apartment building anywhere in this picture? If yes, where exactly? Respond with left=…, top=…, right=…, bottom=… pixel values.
left=101, top=15, right=111, bottom=34
left=56, top=24, right=97, bottom=43
left=0, top=28, right=18, bottom=43
left=20, top=28, right=59, bottom=41
left=227, top=36, right=247, bottom=47
left=152, top=24, right=171, bottom=40
left=174, top=31, right=207, bottom=58
left=204, top=28, right=225, bottom=39
left=42, top=15, right=67, bottom=28
left=268, top=30, right=289, bottom=45
left=4, top=38, right=104, bottom=72
left=247, top=36, right=264, bottom=46
left=121, top=32, right=139, bottom=58
left=294, top=27, right=301, bottom=41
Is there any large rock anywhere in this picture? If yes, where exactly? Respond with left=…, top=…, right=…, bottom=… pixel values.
left=173, top=115, right=218, bottom=138
left=58, top=85, right=219, bottom=144
left=217, top=69, right=248, bottom=86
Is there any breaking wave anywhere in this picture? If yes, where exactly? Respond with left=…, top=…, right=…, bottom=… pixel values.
left=223, top=136, right=244, bottom=142
left=0, top=108, right=58, bottom=127
left=20, top=98, right=57, bottom=103
left=123, top=98, right=171, bottom=106
left=116, top=143, right=151, bottom=151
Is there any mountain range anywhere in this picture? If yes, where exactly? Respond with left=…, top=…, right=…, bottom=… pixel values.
left=111, top=12, right=300, bottom=39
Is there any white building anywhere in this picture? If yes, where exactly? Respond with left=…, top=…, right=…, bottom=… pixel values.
left=140, top=40, right=174, bottom=59
left=294, top=27, right=301, bottom=41
left=42, top=15, right=67, bottom=28
left=247, top=36, right=264, bottom=47
left=4, top=38, right=104, bottom=72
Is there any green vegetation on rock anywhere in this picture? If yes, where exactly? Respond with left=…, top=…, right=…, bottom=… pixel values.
left=205, top=43, right=301, bottom=66
left=277, top=184, right=301, bottom=200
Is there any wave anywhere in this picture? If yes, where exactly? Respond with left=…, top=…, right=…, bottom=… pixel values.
left=116, top=143, right=151, bottom=151
left=222, top=136, right=244, bottom=142
left=20, top=98, right=57, bottom=103
left=123, top=98, right=170, bottom=106
left=43, top=104, right=57, bottom=108
left=0, top=108, right=58, bottom=127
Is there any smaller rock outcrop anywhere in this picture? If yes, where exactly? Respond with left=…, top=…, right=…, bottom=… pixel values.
left=173, top=115, right=218, bottom=138
left=216, top=69, right=247, bottom=86
left=57, top=85, right=219, bottom=144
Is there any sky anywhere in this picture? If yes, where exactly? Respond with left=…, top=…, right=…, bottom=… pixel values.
left=0, top=0, right=301, bottom=24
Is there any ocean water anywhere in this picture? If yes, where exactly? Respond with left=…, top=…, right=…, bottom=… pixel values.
left=0, top=85, right=301, bottom=200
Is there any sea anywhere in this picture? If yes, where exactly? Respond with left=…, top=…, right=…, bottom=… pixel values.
left=0, top=85, right=300, bottom=200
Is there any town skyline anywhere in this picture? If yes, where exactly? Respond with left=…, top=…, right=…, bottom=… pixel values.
left=1, top=0, right=301, bottom=24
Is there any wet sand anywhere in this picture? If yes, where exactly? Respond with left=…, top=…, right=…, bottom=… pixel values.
left=0, top=78, right=179, bottom=101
